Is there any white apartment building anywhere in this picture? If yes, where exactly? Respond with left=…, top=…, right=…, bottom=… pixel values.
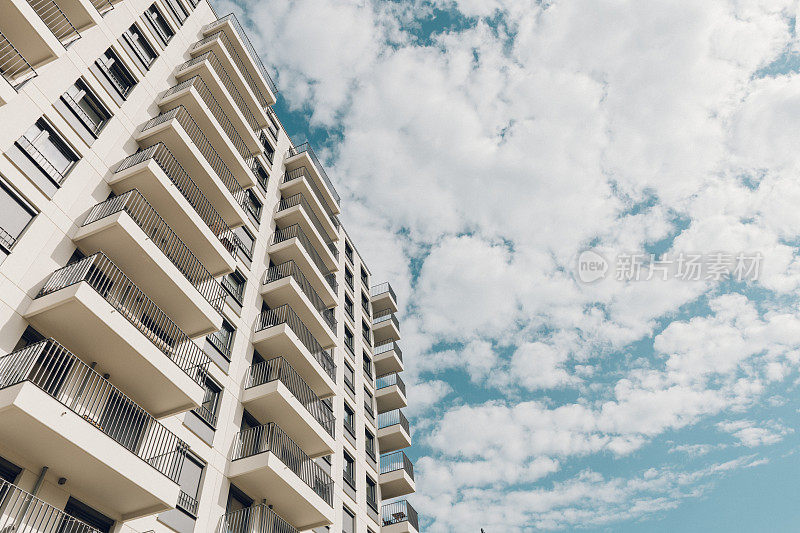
left=0, top=0, right=418, bottom=531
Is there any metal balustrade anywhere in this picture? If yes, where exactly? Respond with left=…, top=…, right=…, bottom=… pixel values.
left=203, top=14, right=278, bottom=96
left=283, top=167, right=340, bottom=231
left=285, top=144, right=340, bottom=206
left=218, top=503, right=296, bottom=533
left=380, top=451, right=414, bottom=479
left=266, top=107, right=279, bottom=140
left=140, top=106, right=248, bottom=210
left=0, top=339, right=190, bottom=482
left=277, top=193, right=338, bottom=260
left=192, top=401, right=218, bottom=427
left=116, top=143, right=242, bottom=257
left=231, top=423, right=333, bottom=506
left=27, top=0, right=80, bottom=47
left=177, top=490, right=199, bottom=517
left=16, top=136, right=67, bottom=185
left=245, top=356, right=335, bottom=437
left=82, top=190, right=226, bottom=313
left=324, top=272, right=338, bottom=294
left=0, top=227, right=16, bottom=251
left=0, top=30, right=37, bottom=89
left=177, top=50, right=259, bottom=132
left=381, top=500, right=419, bottom=529
left=263, top=261, right=337, bottom=332
left=192, top=30, right=271, bottom=109
left=377, top=409, right=409, bottom=434
left=255, top=305, right=336, bottom=381
left=37, top=253, right=211, bottom=385
left=375, top=340, right=403, bottom=361
left=0, top=479, right=101, bottom=532
left=376, top=372, right=405, bottom=395
left=371, top=281, right=397, bottom=302
left=162, top=76, right=254, bottom=162
left=373, top=308, right=400, bottom=330
left=272, top=224, right=332, bottom=282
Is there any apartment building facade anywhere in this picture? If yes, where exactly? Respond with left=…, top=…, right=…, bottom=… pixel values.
left=0, top=0, right=418, bottom=531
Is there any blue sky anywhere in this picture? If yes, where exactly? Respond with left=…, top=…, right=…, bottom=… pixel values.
left=215, top=0, right=800, bottom=530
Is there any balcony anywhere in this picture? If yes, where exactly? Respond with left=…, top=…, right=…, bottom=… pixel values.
left=202, top=14, right=277, bottom=107
left=137, top=106, right=249, bottom=226
left=174, top=51, right=261, bottom=151
left=374, top=340, right=403, bottom=375
left=0, top=479, right=104, bottom=532
left=24, top=253, right=209, bottom=417
left=160, top=76, right=258, bottom=188
left=75, top=190, right=224, bottom=337
left=269, top=224, right=337, bottom=305
left=111, top=143, right=239, bottom=276
left=275, top=193, right=339, bottom=270
left=380, top=451, right=415, bottom=499
left=228, top=423, right=334, bottom=530
left=371, top=281, right=398, bottom=314
left=0, top=0, right=62, bottom=69
left=218, top=504, right=297, bottom=533
left=190, top=29, right=270, bottom=126
left=242, top=357, right=335, bottom=457
left=382, top=501, right=419, bottom=533
left=375, top=372, right=407, bottom=413
left=0, top=29, right=37, bottom=102
left=284, top=143, right=340, bottom=215
left=373, top=309, right=401, bottom=344
left=0, top=340, right=189, bottom=517
left=281, top=167, right=340, bottom=241
left=377, top=409, right=411, bottom=453
left=252, top=305, right=336, bottom=397
left=261, top=261, right=337, bottom=346
left=27, top=0, right=81, bottom=48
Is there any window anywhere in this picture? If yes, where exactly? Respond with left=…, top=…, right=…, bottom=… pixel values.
left=222, top=269, right=246, bottom=303
left=362, top=351, right=372, bottom=379
left=63, top=498, right=114, bottom=533
left=226, top=484, right=253, bottom=513
left=123, top=24, right=158, bottom=69
left=362, top=320, right=371, bottom=346
left=0, top=456, right=21, bottom=483
left=145, top=4, right=174, bottom=45
left=194, top=377, right=221, bottom=428
left=343, top=402, right=355, bottom=437
left=364, top=387, right=374, bottom=418
left=343, top=362, right=355, bottom=392
left=365, top=429, right=376, bottom=460
left=361, top=292, right=370, bottom=316
left=360, top=266, right=368, bottom=286
left=97, top=48, right=137, bottom=98
left=344, top=241, right=353, bottom=264
left=344, top=267, right=354, bottom=290
left=176, top=453, right=204, bottom=517
left=342, top=452, right=355, bottom=490
left=208, top=319, right=234, bottom=359
left=245, top=189, right=262, bottom=224
left=366, top=475, right=378, bottom=511
left=344, top=327, right=354, bottom=354
left=344, top=294, right=354, bottom=320
left=164, top=0, right=188, bottom=25
left=18, top=120, right=78, bottom=185
left=259, top=132, right=275, bottom=163
left=62, top=80, right=111, bottom=136
left=234, top=225, right=254, bottom=260
left=251, top=158, right=269, bottom=192
left=0, top=180, right=35, bottom=253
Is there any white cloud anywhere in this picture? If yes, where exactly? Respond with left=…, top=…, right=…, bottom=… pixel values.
left=717, top=419, right=793, bottom=447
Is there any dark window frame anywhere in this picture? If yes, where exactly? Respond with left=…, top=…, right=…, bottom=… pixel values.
left=17, top=118, right=79, bottom=187
left=97, top=48, right=137, bottom=99
left=0, top=178, right=36, bottom=254
left=144, top=3, right=174, bottom=46
left=62, top=79, right=112, bottom=137
left=123, top=23, right=158, bottom=69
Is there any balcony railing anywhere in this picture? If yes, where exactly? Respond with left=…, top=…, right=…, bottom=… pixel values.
left=245, top=356, right=335, bottom=437
left=231, top=423, right=333, bottom=506
left=272, top=224, right=333, bottom=283
left=0, top=339, right=190, bottom=482
left=218, top=503, right=296, bottom=533
left=141, top=106, right=248, bottom=210
left=373, top=308, right=400, bottom=330
left=192, top=29, right=272, bottom=109
left=324, top=272, right=338, bottom=294
left=285, top=144, right=340, bottom=207
left=282, top=167, right=340, bottom=230
left=203, top=14, right=278, bottom=97
left=375, top=340, right=402, bottom=361
left=90, top=0, right=113, bottom=14
left=82, top=190, right=226, bottom=313
left=0, top=30, right=37, bottom=89
left=177, top=50, right=259, bottom=132
left=0, top=479, right=101, bottom=532
left=177, top=490, right=199, bottom=517
left=16, top=136, right=67, bottom=185
left=381, top=500, right=419, bottom=529
left=380, top=451, right=414, bottom=479
left=116, top=143, right=242, bottom=257
left=371, top=281, right=396, bottom=302
left=377, top=409, right=409, bottom=434
left=162, top=75, right=254, bottom=163
left=28, top=0, right=80, bottom=47
left=37, top=253, right=211, bottom=386
left=376, top=372, right=405, bottom=395
left=255, top=305, right=336, bottom=381
left=263, top=261, right=337, bottom=332
left=362, top=326, right=371, bottom=346
left=277, top=194, right=338, bottom=259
